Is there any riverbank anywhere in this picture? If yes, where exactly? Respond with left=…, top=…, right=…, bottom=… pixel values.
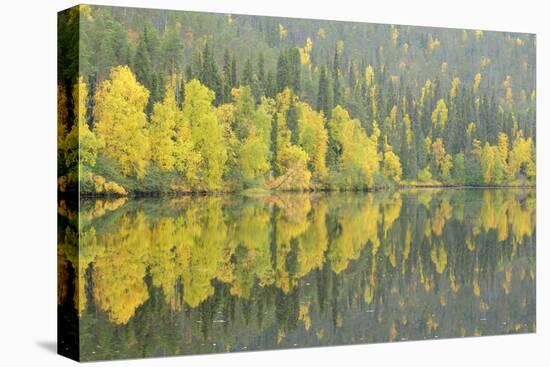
left=76, top=182, right=536, bottom=199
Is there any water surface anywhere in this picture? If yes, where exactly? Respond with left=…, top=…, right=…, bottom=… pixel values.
left=57, top=189, right=536, bottom=361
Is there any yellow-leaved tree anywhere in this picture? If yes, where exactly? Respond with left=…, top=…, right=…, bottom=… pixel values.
left=230, top=86, right=273, bottom=183
left=238, top=103, right=272, bottom=182
left=181, top=79, right=228, bottom=191
left=382, top=142, right=402, bottom=182
left=269, top=88, right=312, bottom=190
left=94, top=65, right=150, bottom=179
left=335, top=105, right=380, bottom=188
left=507, top=131, right=535, bottom=182
left=60, top=76, right=100, bottom=172
left=149, top=84, right=178, bottom=171
left=296, top=101, right=328, bottom=184
left=431, top=99, right=448, bottom=131
left=431, top=138, right=453, bottom=180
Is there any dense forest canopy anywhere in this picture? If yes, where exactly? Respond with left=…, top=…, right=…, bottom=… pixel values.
left=58, top=5, right=536, bottom=195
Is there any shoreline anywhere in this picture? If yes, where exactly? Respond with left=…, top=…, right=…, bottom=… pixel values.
left=76, top=184, right=536, bottom=200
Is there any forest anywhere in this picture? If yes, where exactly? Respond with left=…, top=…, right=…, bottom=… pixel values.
left=57, top=5, right=536, bottom=195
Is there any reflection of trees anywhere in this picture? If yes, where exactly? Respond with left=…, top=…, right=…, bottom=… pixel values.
left=59, top=189, right=536, bottom=360
left=230, top=202, right=274, bottom=298
left=92, top=212, right=150, bottom=324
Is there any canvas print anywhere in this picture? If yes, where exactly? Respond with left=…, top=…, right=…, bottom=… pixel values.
left=57, top=4, right=536, bottom=362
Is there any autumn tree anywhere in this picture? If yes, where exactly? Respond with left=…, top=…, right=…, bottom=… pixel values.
left=296, top=102, right=328, bottom=184
left=94, top=66, right=150, bottom=179
left=149, top=83, right=178, bottom=171
left=336, top=108, right=380, bottom=188
left=508, top=131, right=535, bottom=182
left=181, top=79, right=228, bottom=190
left=233, top=88, right=273, bottom=183
left=59, top=77, right=101, bottom=174
left=431, top=138, right=453, bottom=181
left=383, top=143, right=402, bottom=183
left=269, top=88, right=311, bottom=190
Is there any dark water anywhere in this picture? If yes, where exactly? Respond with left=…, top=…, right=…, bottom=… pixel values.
left=57, top=189, right=535, bottom=361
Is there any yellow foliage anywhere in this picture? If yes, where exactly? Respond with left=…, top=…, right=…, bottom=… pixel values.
left=370, top=85, right=378, bottom=118
left=182, top=79, right=228, bottom=191
left=92, top=175, right=127, bottom=196
left=276, top=145, right=311, bottom=190
left=428, top=34, right=441, bottom=53
left=338, top=111, right=379, bottom=188
left=60, top=77, right=101, bottom=172
left=299, top=37, right=313, bottom=66
left=299, top=304, right=312, bottom=330
left=383, top=145, right=402, bottom=182
left=432, top=138, right=453, bottom=178
left=503, top=75, right=513, bottom=104
left=278, top=24, right=287, bottom=40
left=365, top=65, right=375, bottom=87
left=480, top=56, right=491, bottom=69
left=92, top=212, right=151, bottom=324
left=94, top=66, right=150, bottom=179
left=473, top=73, right=482, bottom=94
left=317, top=28, right=326, bottom=39
left=450, top=77, right=461, bottom=99
left=431, top=241, right=448, bottom=274
left=475, top=30, right=483, bottom=40
left=507, top=130, right=535, bottom=181
left=431, top=99, right=448, bottom=130
left=297, top=102, right=328, bottom=184
left=57, top=84, right=68, bottom=145
left=149, top=86, right=178, bottom=171
left=390, top=25, right=399, bottom=47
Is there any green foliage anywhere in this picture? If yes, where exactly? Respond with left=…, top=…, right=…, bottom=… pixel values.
left=452, top=153, right=466, bottom=185
left=418, top=166, right=433, bottom=182
left=64, top=6, right=535, bottom=194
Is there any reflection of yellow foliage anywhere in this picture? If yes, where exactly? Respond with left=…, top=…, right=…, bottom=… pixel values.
left=329, top=195, right=382, bottom=273
left=383, top=193, right=402, bottom=237
left=431, top=198, right=452, bottom=236
left=296, top=200, right=328, bottom=278
left=65, top=188, right=535, bottom=330
left=299, top=303, right=312, bottom=330
left=84, top=198, right=127, bottom=221
left=92, top=212, right=150, bottom=324
left=502, top=267, right=513, bottom=295
left=430, top=242, right=447, bottom=274
left=277, top=328, right=286, bottom=344
left=426, top=315, right=439, bottom=333
left=473, top=277, right=481, bottom=297
left=480, top=300, right=490, bottom=311
left=466, top=237, right=475, bottom=251
left=389, top=322, right=398, bottom=341
left=76, top=227, right=101, bottom=316
left=231, top=204, right=274, bottom=298
left=401, top=224, right=412, bottom=273
left=273, top=194, right=312, bottom=293
left=364, top=284, right=374, bottom=305
left=450, top=271, right=460, bottom=293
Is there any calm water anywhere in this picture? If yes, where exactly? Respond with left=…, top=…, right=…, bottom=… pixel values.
left=58, top=189, right=536, bottom=361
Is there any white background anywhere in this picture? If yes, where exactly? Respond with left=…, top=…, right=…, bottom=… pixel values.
left=0, top=0, right=547, bottom=365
